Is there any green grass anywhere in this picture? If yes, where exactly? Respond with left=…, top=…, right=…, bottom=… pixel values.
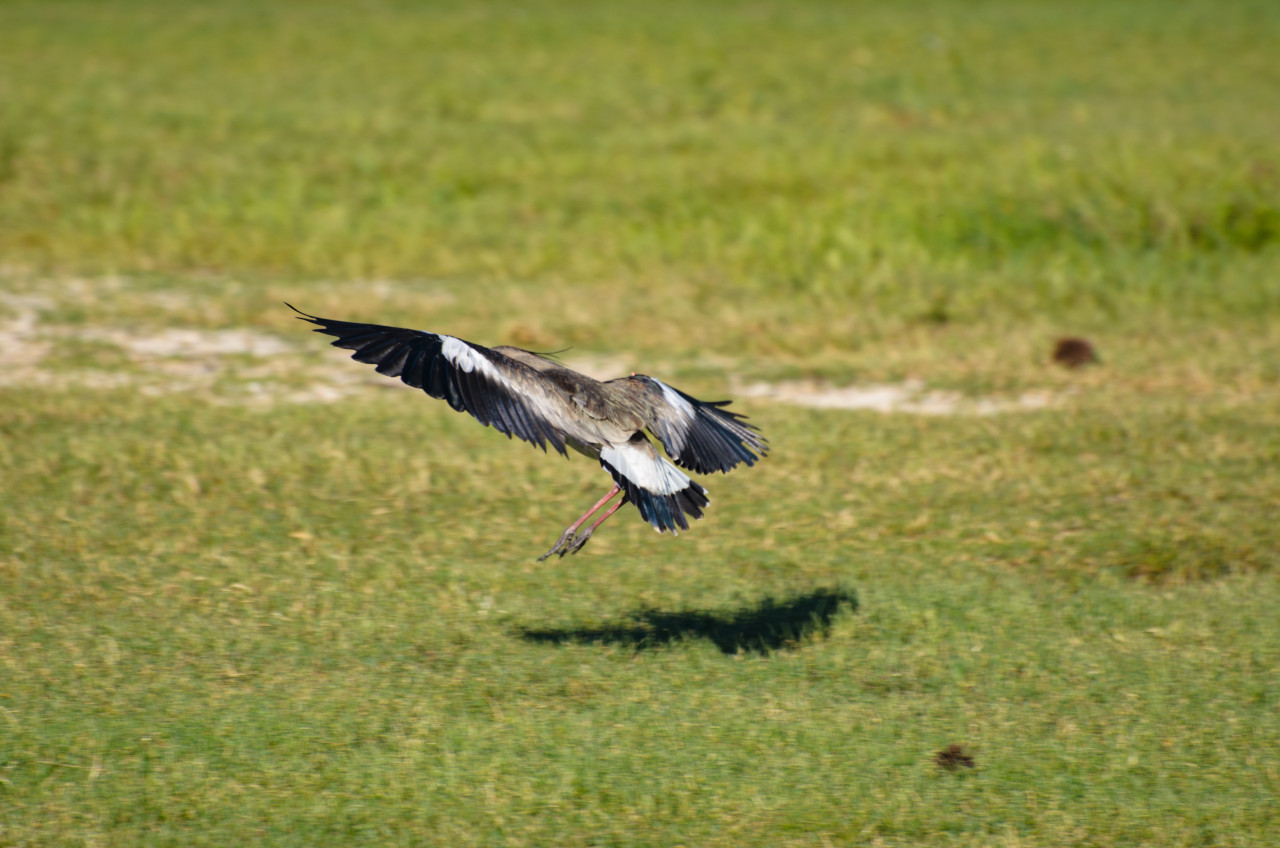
left=2, top=0, right=1279, bottom=845
left=3, top=387, right=1278, bottom=846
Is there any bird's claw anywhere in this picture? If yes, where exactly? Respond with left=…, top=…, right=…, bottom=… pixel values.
left=564, top=530, right=593, bottom=555
left=537, top=528, right=594, bottom=561
left=537, top=532, right=573, bottom=562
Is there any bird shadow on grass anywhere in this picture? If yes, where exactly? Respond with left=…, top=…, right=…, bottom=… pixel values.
left=518, top=586, right=858, bottom=655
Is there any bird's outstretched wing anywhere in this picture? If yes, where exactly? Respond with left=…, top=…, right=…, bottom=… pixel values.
left=619, top=375, right=768, bottom=475
left=288, top=304, right=571, bottom=455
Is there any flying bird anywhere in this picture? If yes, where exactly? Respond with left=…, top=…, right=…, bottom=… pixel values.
left=287, top=304, right=768, bottom=559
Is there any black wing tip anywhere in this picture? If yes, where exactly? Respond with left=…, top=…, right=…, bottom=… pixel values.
left=284, top=302, right=324, bottom=325
left=686, top=405, right=769, bottom=474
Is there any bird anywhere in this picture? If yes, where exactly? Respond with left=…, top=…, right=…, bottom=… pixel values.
left=287, top=304, right=768, bottom=559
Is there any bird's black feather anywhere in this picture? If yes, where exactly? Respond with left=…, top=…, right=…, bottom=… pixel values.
left=287, top=303, right=567, bottom=455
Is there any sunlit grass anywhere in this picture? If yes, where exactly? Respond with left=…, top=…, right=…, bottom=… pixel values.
left=2, top=380, right=1278, bottom=846
left=2, top=0, right=1279, bottom=845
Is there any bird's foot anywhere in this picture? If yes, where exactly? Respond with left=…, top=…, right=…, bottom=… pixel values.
left=563, top=528, right=594, bottom=556
left=537, top=527, right=594, bottom=561
left=537, top=528, right=577, bottom=562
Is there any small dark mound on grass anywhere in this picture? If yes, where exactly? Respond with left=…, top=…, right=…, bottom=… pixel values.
left=1052, top=336, right=1100, bottom=368
left=934, top=744, right=976, bottom=771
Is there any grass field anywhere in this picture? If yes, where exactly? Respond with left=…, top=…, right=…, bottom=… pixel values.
left=2, top=0, right=1279, bottom=845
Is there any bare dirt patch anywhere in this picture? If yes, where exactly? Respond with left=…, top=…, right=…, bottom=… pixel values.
left=84, top=327, right=293, bottom=359
left=1, top=286, right=1060, bottom=414
left=734, top=378, right=1055, bottom=415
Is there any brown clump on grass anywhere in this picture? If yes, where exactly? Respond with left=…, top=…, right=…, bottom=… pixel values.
left=934, top=744, right=976, bottom=771
left=1053, top=336, right=1100, bottom=368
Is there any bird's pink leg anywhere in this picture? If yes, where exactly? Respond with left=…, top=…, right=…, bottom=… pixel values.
left=538, top=484, right=621, bottom=561
left=586, top=497, right=628, bottom=535
left=561, top=495, right=629, bottom=556
left=566, top=484, right=622, bottom=535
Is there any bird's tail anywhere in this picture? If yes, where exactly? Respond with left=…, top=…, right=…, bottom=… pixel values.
left=599, top=441, right=709, bottom=534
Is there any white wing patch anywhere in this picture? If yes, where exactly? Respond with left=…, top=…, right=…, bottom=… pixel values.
left=655, top=378, right=696, bottom=421
left=651, top=377, right=696, bottom=455
left=440, top=335, right=493, bottom=376
left=600, top=442, right=692, bottom=496
left=442, top=335, right=568, bottom=416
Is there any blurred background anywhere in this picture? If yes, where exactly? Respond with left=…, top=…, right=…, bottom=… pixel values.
left=2, top=0, right=1276, bottom=363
